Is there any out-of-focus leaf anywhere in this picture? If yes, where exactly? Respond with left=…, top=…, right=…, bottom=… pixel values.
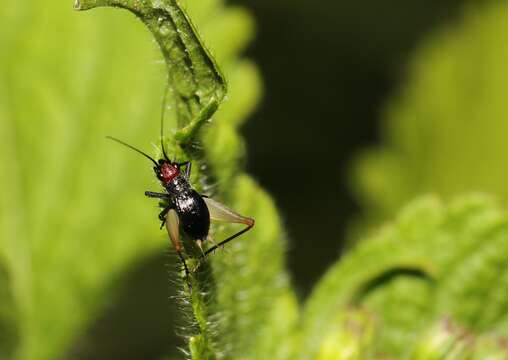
left=410, top=319, right=475, bottom=360
left=0, top=4, right=164, bottom=359
left=411, top=318, right=508, bottom=360
left=352, top=2, right=508, bottom=230
left=470, top=334, right=508, bottom=360
left=315, top=310, right=375, bottom=360
left=299, top=195, right=508, bottom=358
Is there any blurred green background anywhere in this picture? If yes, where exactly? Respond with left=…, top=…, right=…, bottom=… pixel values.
left=5, top=0, right=501, bottom=358
left=236, top=0, right=469, bottom=293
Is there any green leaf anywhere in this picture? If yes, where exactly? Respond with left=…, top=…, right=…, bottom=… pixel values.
left=315, top=310, right=375, bottom=360
left=352, top=2, right=508, bottom=230
left=0, top=0, right=265, bottom=359
left=209, top=175, right=296, bottom=359
left=346, top=3, right=508, bottom=354
left=300, top=195, right=508, bottom=358
left=410, top=319, right=475, bottom=360
left=14, top=0, right=508, bottom=359
left=470, top=334, right=508, bottom=360
left=74, top=1, right=295, bottom=358
left=410, top=318, right=508, bottom=360
left=76, top=0, right=226, bottom=138
left=1, top=4, right=164, bottom=359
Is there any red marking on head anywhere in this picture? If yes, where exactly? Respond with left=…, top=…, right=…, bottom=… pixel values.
left=160, top=162, right=180, bottom=184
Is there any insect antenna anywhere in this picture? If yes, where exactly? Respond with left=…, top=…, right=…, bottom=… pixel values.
left=160, top=84, right=171, bottom=162
left=106, top=136, right=159, bottom=167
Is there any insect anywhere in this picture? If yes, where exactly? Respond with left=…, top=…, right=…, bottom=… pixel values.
left=106, top=126, right=254, bottom=277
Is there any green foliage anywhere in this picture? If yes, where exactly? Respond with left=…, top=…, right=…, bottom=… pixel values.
left=4, top=0, right=508, bottom=359
left=1, top=3, right=164, bottom=359
left=411, top=319, right=508, bottom=360
left=77, top=1, right=294, bottom=358
left=352, top=2, right=508, bottom=228
left=0, top=0, right=262, bottom=358
left=302, top=196, right=508, bottom=359
left=76, top=0, right=227, bottom=147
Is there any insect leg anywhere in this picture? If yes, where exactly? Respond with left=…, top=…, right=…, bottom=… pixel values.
left=158, top=206, right=171, bottom=229
left=145, top=191, right=170, bottom=199
left=202, top=226, right=253, bottom=257
left=201, top=197, right=255, bottom=257
left=165, top=209, right=190, bottom=279
left=146, top=191, right=172, bottom=228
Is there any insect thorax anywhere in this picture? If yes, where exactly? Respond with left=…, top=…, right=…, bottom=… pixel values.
left=165, top=176, right=191, bottom=195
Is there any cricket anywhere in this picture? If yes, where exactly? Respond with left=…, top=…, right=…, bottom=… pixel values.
left=107, top=104, right=254, bottom=277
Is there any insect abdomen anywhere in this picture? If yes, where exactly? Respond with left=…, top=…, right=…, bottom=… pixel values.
left=174, top=190, right=210, bottom=240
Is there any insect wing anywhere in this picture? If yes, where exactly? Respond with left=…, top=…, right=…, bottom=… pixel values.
left=203, top=197, right=254, bottom=226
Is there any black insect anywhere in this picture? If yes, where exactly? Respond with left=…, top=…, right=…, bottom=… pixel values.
left=106, top=134, right=254, bottom=276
